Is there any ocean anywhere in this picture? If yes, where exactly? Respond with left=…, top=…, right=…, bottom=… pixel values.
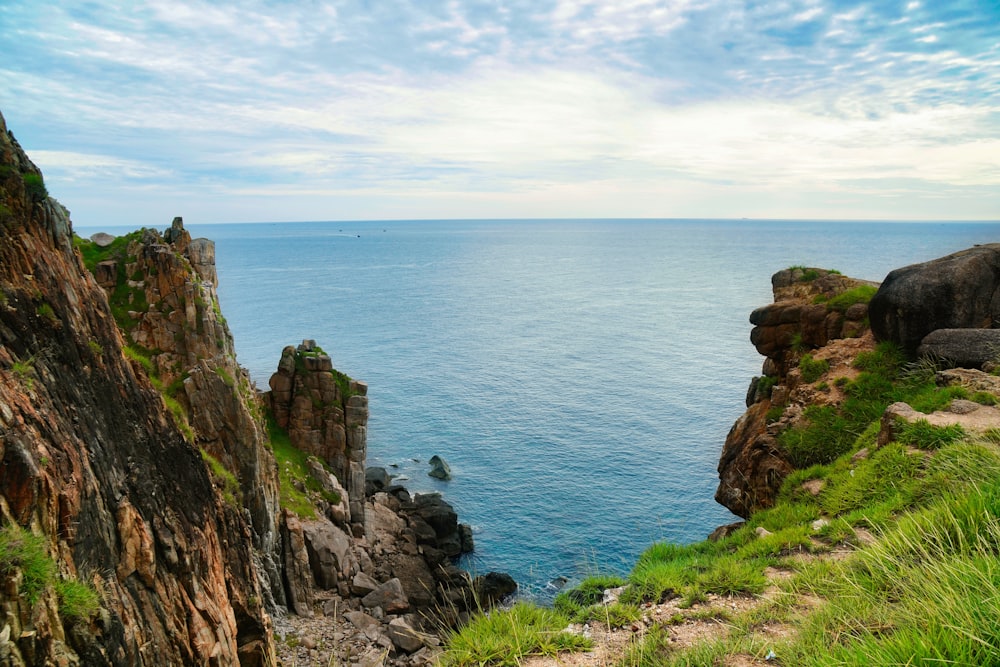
left=79, top=218, right=1000, bottom=598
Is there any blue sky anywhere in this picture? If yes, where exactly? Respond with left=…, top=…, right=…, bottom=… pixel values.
left=1, top=1, right=998, bottom=226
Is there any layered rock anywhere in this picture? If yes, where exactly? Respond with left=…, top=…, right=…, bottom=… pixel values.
left=83, top=217, right=285, bottom=612
left=717, top=268, right=877, bottom=518
left=869, top=244, right=1000, bottom=356
left=0, top=110, right=276, bottom=664
left=269, top=341, right=368, bottom=530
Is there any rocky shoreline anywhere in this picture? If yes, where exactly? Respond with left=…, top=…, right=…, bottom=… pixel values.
left=0, top=107, right=512, bottom=667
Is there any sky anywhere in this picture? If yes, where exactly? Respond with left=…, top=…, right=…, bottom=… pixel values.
left=0, top=1, right=998, bottom=226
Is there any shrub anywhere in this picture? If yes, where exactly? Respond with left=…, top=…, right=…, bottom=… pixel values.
left=56, top=578, right=100, bottom=619
left=826, top=285, right=878, bottom=312
left=22, top=173, right=47, bottom=202
left=0, top=525, right=55, bottom=603
left=799, top=354, right=829, bottom=383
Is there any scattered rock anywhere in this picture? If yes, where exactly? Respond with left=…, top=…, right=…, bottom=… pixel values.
left=428, top=455, right=452, bottom=480
left=351, top=571, right=380, bottom=596
left=362, top=578, right=410, bottom=615
left=473, top=572, right=518, bottom=606
left=386, top=617, right=436, bottom=654
left=811, top=518, right=829, bottom=531
left=755, top=527, right=773, bottom=538
left=708, top=521, right=746, bottom=541
left=800, top=479, right=825, bottom=496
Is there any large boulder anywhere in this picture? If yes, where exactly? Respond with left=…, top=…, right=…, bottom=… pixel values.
left=869, top=244, right=1000, bottom=355
left=918, top=328, right=1000, bottom=368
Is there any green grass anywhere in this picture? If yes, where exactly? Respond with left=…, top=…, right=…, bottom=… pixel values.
left=265, top=411, right=342, bottom=517
left=201, top=449, right=241, bottom=506
left=798, top=354, right=830, bottom=383
left=0, top=525, right=55, bottom=603
left=0, top=525, right=100, bottom=620
left=895, top=419, right=966, bottom=450
left=22, top=173, right=47, bottom=202
left=55, top=578, right=101, bottom=619
left=824, top=284, right=878, bottom=312
left=553, top=574, right=626, bottom=616
left=438, top=602, right=592, bottom=666
left=442, top=331, right=1000, bottom=667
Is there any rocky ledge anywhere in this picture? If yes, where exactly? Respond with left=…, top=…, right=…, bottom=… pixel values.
left=718, top=245, right=1000, bottom=521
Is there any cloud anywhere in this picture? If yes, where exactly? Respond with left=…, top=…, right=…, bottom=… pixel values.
left=0, top=0, right=997, bottom=224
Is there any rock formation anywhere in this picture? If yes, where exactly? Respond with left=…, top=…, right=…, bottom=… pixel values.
left=0, top=108, right=507, bottom=667
left=716, top=268, right=877, bottom=518
left=0, top=111, right=276, bottom=664
left=268, top=341, right=368, bottom=531
left=869, top=244, right=1000, bottom=356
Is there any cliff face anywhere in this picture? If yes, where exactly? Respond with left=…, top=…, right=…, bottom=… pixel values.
left=716, top=268, right=877, bottom=518
left=0, top=112, right=275, bottom=665
left=85, top=217, right=285, bottom=611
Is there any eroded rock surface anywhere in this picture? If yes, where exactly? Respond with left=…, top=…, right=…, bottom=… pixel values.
left=0, top=110, right=276, bottom=665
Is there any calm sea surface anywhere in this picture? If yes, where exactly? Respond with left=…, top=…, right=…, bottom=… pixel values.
left=80, top=218, right=1000, bottom=598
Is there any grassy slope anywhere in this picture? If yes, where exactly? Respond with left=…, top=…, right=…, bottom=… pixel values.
left=439, top=339, right=1000, bottom=666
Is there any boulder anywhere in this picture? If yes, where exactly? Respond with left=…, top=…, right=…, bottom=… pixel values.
left=361, top=578, right=409, bottom=614
left=918, top=328, right=1000, bottom=368
left=344, top=610, right=383, bottom=642
left=89, top=231, right=116, bottom=247
left=386, top=617, right=436, bottom=654
left=351, top=571, right=380, bottom=596
left=282, top=513, right=315, bottom=616
left=428, top=455, right=452, bottom=480
left=365, top=467, right=391, bottom=495
left=869, top=244, right=1000, bottom=355
left=473, top=572, right=517, bottom=606
left=302, top=519, right=356, bottom=589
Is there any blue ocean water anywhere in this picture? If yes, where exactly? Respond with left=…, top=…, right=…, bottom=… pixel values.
left=81, top=218, right=1000, bottom=597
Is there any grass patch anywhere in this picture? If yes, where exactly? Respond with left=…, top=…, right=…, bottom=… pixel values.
left=438, top=602, right=592, bottom=666
left=825, top=284, right=878, bottom=312
left=553, top=574, right=626, bottom=617
left=895, top=419, right=966, bottom=450
left=798, top=354, right=829, bottom=383
left=55, top=578, right=101, bottom=619
left=0, top=525, right=55, bottom=603
left=201, top=449, right=241, bottom=506
left=265, top=411, right=344, bottom=517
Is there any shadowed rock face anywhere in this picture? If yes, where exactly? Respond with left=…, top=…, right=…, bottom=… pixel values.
left=0, top=111, right=276, bottom=664
left=869, top=244, right=1000, bottom=356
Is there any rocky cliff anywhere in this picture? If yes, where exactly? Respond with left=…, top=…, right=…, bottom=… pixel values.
left=0, top=108, right=510, bottom=666
left=0, top=115, right=275, bottom=664
left=716, top=268, right=878, bottom=518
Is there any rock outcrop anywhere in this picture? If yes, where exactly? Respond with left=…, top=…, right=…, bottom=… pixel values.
left=917, top=328, right=1000, bottom=368
left=0, top=111, right=276, bottom=664
left=717, top=268, right=877, bottom=518
left=269, top=341, right=368, bottom=531
left=869, top=244, right=1000, bottom=356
